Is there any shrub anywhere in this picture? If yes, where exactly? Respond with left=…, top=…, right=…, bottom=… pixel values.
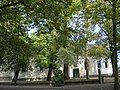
left=52, top=69, right=65, bottom=87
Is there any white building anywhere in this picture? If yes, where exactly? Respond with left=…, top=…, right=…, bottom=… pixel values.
left=0, top=57, right=114, bottom=81
left=19, top=57, right=113, bottom=79
left=69, top=57, right=113, bottom=79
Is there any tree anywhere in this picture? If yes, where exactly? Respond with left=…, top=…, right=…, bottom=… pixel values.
left=0, top=0, right=37, bottom=84
left=68, top=12, right=102, bottom=79
left=0, top=0, right=81, bottom=82
left=0, top=29, right=33, bottom=84
left=31, top=0, right=82, bottom=80
left=57, top=47, right=76, bottom=79
left=81, top=0, right=120, bottom=89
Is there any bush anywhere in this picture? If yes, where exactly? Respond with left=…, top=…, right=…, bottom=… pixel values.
left=52, top=69, right=65, bottom=87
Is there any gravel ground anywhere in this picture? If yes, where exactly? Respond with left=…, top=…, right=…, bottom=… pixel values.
left=0, top=83, right=115, bottom=90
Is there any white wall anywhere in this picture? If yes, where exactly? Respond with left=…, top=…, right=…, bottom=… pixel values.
left=70, top=58, right=113, bottom=78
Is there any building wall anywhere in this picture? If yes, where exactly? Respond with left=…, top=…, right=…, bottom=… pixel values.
left=0, top=58, right=113, bottom=81
left=70, top=57, right=113, bottom=78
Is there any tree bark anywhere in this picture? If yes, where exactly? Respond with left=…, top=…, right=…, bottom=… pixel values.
left=86, top=68, right=89, bottom=79
left=64, top=63, right=70, bottom=80
left=112, top=0, right=119, bottom=89
left=85, top=58, right=89, bottom=79
left=47, top=64, right=53, bottom=81
left=12, top=66, right=20, bottom=85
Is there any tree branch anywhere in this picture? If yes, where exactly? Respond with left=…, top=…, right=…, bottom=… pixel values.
left=107, top=0, right=113, bottom=6
left=0, top=1, right=22, bottom=9
left=116, top=21, right=120, bottom=25
left=97, top=23, right=109, bottom=36
left=21, top=2, right=37, bottom=12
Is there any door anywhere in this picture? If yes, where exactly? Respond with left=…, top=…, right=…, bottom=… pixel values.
left=73, top=69, right=80, bottom=78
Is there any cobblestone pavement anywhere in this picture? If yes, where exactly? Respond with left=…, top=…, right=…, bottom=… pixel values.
left=0, top=83, right=116, bottom=90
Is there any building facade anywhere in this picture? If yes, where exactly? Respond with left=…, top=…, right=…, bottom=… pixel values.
left=0, top=57, right=113, bottom=81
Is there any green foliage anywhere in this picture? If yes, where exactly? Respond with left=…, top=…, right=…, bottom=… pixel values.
left=30, top=34, right=50, bottom=68
left=0, top=30, right=32, bottom=71
left=52, top=68, right=64, bottom=87
left=56, top=47, right=76, bottom=67
left=87, top=45, right=110, bottom=59
left=0, top=0, right=117, bottom=82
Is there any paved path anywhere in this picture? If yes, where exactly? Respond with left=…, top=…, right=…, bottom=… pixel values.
left=0, top=83, right=115, bottom=90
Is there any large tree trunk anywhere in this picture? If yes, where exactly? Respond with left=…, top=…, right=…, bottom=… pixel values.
left=47, top=64, right=53, bottom=81
left=12, top=66, right=20, bottom=85
left=112, top=49, right=119, bottom=90
left=85, top=58, right=89, bottom=79
left=112, top=24, right=119, bottom=90
left=86, top=68, right=89, bottom=79
left=110, top=45, right=115, bottom=77
left=112, top=0, right=119, bottom=89
left=64, top=63, right=70, bottom=80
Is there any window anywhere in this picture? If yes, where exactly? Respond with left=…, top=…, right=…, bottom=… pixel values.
left=105, top=61, right=108, bottom=68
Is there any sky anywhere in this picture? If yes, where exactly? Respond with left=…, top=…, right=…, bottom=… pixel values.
left=27, top=18, right=120, bottom=65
